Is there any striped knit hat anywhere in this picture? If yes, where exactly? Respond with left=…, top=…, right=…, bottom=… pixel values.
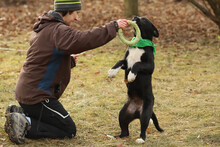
left=54, top=0, right=82, bottom=12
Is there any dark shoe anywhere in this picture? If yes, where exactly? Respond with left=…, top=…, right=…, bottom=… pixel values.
left=5, top=112, right=31, bottom=144
left=4, top=105, right=24, bottom=134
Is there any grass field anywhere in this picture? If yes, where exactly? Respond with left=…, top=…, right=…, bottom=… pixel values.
left=0, top=35, right=219, bottom=146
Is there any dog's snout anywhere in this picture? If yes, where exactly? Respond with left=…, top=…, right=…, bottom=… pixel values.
left=132, top=16, right=139, bottom=21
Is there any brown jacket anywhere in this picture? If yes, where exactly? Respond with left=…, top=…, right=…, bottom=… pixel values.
left=15, top=11, right=117, bottom=104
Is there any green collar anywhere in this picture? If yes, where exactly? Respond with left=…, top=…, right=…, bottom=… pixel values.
left=131, top=37, right=157, bottom=55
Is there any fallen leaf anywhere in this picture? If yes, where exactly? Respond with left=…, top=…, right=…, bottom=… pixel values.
left=146, top=128, right=152, bottom=134
left=94, top=71, right=100, bottom=75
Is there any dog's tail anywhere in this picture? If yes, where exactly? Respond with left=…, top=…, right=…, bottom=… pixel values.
left=151, top=112, right=164, bottom=132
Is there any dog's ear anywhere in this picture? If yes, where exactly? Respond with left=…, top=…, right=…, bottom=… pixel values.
left=152, top=24, right=159, bottom=38
left=144, top=17, right=159, bottom=38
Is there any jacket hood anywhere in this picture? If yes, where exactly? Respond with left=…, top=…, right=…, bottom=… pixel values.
left=33, top=10, right=65, bottom=33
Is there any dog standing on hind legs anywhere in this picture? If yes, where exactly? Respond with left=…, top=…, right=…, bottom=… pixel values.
left=108, top=16, right=164, bottom=144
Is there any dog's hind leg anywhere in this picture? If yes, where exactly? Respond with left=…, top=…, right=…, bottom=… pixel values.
left=136, top=104, right=153, bottom=144
left=151, top=111, right=164, bottom=132
left=116, top=103, right=136, bottom=138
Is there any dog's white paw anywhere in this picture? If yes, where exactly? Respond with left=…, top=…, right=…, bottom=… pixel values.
left=136, top=138, right=145, bottom=144
left=128, top=72, right=137, bottom=82
left=108, top=68, right=120, bottom=78
left=106, top=135, right=116, bottom=140
left=149, top=119, right=153, bottom=124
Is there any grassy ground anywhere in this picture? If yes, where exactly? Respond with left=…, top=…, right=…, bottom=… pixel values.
left=0, top=35, right=219, bottom=146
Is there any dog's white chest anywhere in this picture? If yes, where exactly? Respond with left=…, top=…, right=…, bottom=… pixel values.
left=126, top=47, right=145, bottom=68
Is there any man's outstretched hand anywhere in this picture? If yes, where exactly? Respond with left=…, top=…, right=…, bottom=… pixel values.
left=117, top=19, right=129, bottom=30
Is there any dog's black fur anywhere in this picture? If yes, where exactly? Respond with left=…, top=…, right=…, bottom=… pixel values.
left=108, top=16, right=163, bottom=143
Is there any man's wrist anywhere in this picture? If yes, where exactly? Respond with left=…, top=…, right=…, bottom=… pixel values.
left=113, top=21, right=119, bottom=31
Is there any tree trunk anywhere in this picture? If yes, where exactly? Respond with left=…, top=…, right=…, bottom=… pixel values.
left=218, top=25, right=220, bottom=34
left=124, top=0, right=139, bottom=17
left=207, top=0, right=220, bottom=34
left=188, top=0, right=220, bottom=34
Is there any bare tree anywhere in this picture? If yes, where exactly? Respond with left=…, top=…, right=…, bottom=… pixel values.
left=188, top=0, right=220, bottom=34
left=124, top=0, right=139, bottom=17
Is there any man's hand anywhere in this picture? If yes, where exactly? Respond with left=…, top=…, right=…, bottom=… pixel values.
left=117, top=19, right=129, bottom=30
left=71, top=54, right=79, bottom=64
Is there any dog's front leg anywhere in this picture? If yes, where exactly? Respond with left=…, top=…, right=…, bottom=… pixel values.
left=127, top=62, right=140, bottom=82
left=108, top=60, right=126, bottom=78
left=128, top=62, right=154, bottom=82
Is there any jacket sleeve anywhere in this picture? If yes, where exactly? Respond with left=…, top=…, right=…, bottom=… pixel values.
left=54, top=21, right=117, bottom=54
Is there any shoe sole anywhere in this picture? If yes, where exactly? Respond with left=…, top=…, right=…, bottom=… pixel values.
left=4, top=117, right=10, bottom=134
left=6, top=113, right=31, bottom=144
left=4, top=105, right=24, bottom=135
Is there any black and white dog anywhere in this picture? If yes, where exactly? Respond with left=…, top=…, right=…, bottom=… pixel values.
left=108, top=16, right=163, bottom=144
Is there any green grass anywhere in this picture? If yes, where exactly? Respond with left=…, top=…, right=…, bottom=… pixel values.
left=0, top=36, right=219, bottom=146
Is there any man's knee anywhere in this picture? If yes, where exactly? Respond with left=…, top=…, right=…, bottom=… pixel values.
left=65, top=119, right=76, bottom=138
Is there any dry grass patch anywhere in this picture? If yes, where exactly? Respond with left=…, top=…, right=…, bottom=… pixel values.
left=0, top=37, right=219, bottom=146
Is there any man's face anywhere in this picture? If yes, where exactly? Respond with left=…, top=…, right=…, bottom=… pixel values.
left=63, top=11, right=79, bottom=26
